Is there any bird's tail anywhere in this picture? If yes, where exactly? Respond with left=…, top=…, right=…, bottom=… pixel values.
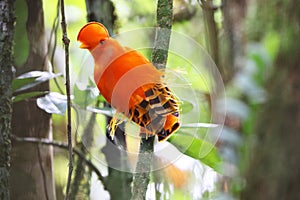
left=134, top=83, right=180, bottom=141
left=157, top=112, right=180, bottom=141
left=110, top=83, right=180, bottom=141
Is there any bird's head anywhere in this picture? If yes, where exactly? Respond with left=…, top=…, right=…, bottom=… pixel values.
left=77, top=22, right=110, bottom=51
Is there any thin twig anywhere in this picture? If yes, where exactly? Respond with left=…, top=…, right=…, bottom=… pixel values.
left=60, top=0, right=73, bottom=199
left=70, top=101, right=99, bottom=199
left=12, top=135, right=105, bottom=183
left=49, top=0, right=60, bottom=63
left=48, top=0, right=64, bottom=94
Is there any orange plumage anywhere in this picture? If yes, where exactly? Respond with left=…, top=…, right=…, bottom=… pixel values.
left=77, top=22, right=180, bottom=141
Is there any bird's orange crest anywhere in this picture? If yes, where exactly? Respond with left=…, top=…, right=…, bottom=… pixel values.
left=77, top=22, right=109, bottom=50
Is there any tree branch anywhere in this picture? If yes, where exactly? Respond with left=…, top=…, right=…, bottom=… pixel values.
left=48, top=0, right=64, bottom=94
left=151, top=0, right=173, bottom=70
left=131, top=0, right=173, bottom=199
left=70, top=101, right=99, bottom=199
left=60, top=0, right=73, bottom=199
left=199, top=0, right=220, bottom=68
left=12, top=135, right=105, bottom=183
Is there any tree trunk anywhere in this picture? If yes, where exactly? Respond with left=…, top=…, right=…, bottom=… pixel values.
left=221, top=0, right=247, bottom=83
left=242, top=1, right=300, bottom=199
left=0, top=0, right=15, bottom=199
left=85, top=0, right=117, bottom=35
left=10, top=0, right=56, bottom=199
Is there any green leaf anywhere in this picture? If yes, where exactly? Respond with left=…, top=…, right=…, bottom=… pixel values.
left=180, top=100, right=193, bottom=114
left=264, top=31, right=280, bottom=61
left=87, top=106, right=115, bottom=117
left=180, top=123, right=219, bottom=129
left=73, top=83, right=98, bottom=108
left=168, top=134, right=222, bottom=172
left=13, top=71, right=62, bottom=92
left=96, top=94, right=107, bottom=103
left=12, top=76, right=38, bottom=92
left=36, top=92, right=67, bottom=115
left=13, top=91, right=48, bottom=103
left=14, top=0, right=29, bottom=67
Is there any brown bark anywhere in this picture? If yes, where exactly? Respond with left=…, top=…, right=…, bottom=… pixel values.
left=10, top=0, right=56, bottom=199
left=0, top=0, right=15, bottom=199
left=221, top=0, right=247, bottom=83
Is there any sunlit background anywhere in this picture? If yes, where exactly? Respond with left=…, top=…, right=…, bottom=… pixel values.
left=11, top=0, right=281, bottom=199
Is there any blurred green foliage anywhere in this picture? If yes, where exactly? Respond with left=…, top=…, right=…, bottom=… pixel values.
left=13, top=0, right=271, bottom=199
left=14, top=0, right=29, bottom=67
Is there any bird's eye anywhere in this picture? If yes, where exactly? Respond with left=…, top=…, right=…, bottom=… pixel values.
left=100, top=40, right=105, bottom=45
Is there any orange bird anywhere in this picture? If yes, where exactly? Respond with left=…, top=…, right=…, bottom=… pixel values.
left=77, top=22, right=180, bottom=141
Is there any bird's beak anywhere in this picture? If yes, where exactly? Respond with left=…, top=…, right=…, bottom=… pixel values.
left=79, top=43, right=90, bottom=49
